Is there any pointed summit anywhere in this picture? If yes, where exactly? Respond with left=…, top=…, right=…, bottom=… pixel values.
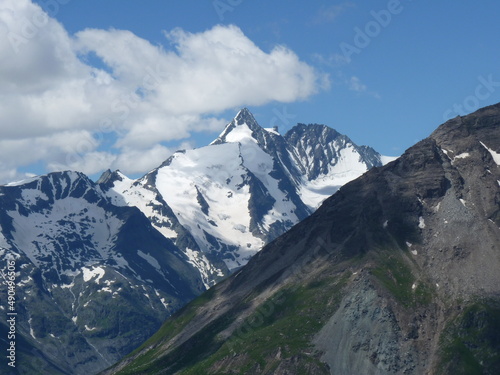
left=234, top=107, right=260, bottom=129
left=96, top=169, right=128, bottom=190
left=211, top=108, right=267, bottom=145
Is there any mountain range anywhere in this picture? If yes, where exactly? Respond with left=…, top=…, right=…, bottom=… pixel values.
left=0, top=108, right=389, bottom=374
left=103, top=103, right=500, bottom=375
left=99, top=108, right=388, bottom=285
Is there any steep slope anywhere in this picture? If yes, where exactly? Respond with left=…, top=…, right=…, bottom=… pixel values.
left=101, top=108, right=385, bottom=285
left=0, top=172, right=205, bottom=375
left=285, top=123, right=385, bottom=209
left=103, top=103, right=500, bottom=375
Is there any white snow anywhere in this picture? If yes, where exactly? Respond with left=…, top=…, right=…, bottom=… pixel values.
left=380, top=155, right=398, bottom=165
left=184, top=248, right=224, bottom=288
left=297, top=144, right=370, bottom=209
left=29, top=318, right=37, bottom=340
left=160, top=298, right=169, bottom=309
left=441, top=149, right=452, bottom=159
left=17, top=276, right=32, bottom=287
left=154, top=141, right=267, bottom=271
left=7, top=195, right=124, bottom=269
left=137, top=250, right=162, bottom=272
left=418, top=216, right=426, bottom=229
left=5, top=176, right=40, bottom=187
left=480, top=141, right=500, bottom=166
left=264, top=127, right=280, bottom=135
left=82, top=266, right=105, bottom=284
left=103, top=117, right=391, bottom=277
left=223, top=122, right=256, bottom=144
left=455, top=152, right=470, bottom=160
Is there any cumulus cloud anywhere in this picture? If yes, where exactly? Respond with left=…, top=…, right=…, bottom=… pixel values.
left=0, top=0, right=327, bottom=183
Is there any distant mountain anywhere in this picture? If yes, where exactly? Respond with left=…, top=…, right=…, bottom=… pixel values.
left=100, top=108, right=388, bottom=285
left=104, top=103, right=500, bottom=375
left=0, top=171, right=205, bottom=375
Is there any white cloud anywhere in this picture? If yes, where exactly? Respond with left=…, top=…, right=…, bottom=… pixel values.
left=348, top=76, right=380, bottom=99
left=111, top=145, right=173, bottom=175
left=313, top=53, right=351, bottom=68
left=0, top=0, right=327, bottom=183
left=348, top=76, right=368, bottom=92
left=313, top=3, right=355, bottom=24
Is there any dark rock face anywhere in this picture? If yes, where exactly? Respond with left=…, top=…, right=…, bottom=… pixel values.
left=104, top=103, right=500, bottom=375
left=284, top=123, right=382, bottom=180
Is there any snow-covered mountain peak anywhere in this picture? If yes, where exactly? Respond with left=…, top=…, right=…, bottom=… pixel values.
left=99, top=108, right=387, bottom=282
left=211, top=107, right=271, bottom=146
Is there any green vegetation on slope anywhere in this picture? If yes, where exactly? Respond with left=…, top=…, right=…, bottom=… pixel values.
left=371, top=249, right=434, bottom=307
left=438, top=301, right=500, bottom=375
left=178, top=272, right=350, bottom=374
left=112, top=269, right=350, bottom=375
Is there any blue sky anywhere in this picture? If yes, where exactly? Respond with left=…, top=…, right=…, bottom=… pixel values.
left=1, top=0, right=500, bottom=183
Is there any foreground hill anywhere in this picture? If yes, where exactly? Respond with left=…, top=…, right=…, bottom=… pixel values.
left=104, top=103, right=500, bottom=375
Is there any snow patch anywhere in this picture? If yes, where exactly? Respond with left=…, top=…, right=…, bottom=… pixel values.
left=137, top=250, right=162, bottom=272
left=29, top=318, right=36, bottom=340
left=441, top=149, right=452, bottom=159
left=455, top=152, right=470, bottom=160
left=418, top=216, right=425, bottom=229
left=5, top=176, right=40, bottom=187
left=480, top=141, right=500, bottom=166
left=17, top=276, right=32, bottom=287
left=82, top=266, right=105, bottom=284
left=224, top=122, right=257, bottom=144
left=7, top=196, right=124, bottom=268
left=380, top=155, right=398, bottom=165
left=297, top=144, right=369, bottom=209
left=264, top=127, right=280, bottom=135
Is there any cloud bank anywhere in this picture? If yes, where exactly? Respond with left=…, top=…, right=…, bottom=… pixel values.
left=0, top=0, right=327, bottom=183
